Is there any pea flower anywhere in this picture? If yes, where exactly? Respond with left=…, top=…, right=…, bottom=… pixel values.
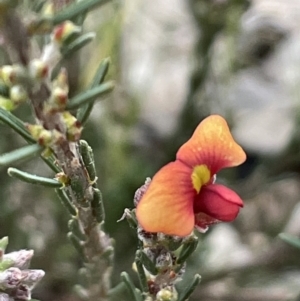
left=136, top=115, right=246, bottom=237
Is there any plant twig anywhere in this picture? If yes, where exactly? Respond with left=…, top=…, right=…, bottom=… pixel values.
left=8, top=167, right=62, bottom=187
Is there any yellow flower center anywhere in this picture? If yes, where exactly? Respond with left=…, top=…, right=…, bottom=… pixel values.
left=191, top=164, right=211, bottom=193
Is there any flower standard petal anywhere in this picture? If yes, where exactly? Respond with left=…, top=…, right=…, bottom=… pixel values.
left=194, top=184, right=243, bottom=222
left=136, top=161, right=195, bottom=237
left=176, top=115, right=246, bottom=175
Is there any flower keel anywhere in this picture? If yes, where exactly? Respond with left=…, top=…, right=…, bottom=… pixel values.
left=194, top=184, right=243, bottom=222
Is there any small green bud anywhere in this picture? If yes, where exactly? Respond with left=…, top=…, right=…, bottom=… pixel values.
left=53, top=68, right=69, bottom=91
left=41, top=2, right=54, bottom=17
left=0, top=237, right=8, bottom=254
left=10, top=85, right=28, bottom=105
left=0, top=259, right=14, bottom=271
left=0, top=65, right=26, bottom=86
left=0, top=96, right=15, bottom=111
left=55, top=172, right=70, bottom=186
left=62, top=112, right=82, bottom=141
left=156, top=288, right=178, bottom=301
left=45, top=87, right=68, bottom=113
left=53, top=21, right=81, bottom=44
left=29, top=59, right=49, bottom=79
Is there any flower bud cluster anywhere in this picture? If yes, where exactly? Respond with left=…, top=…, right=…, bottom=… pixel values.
left=27, top=124, right=64, bottom=147
left=0, top=21, right=84, bottom=143
left=0, top=65, right=28, bottom=111
left=26, top=67, right=82, bottom=144
left=0, top=237, right=44, bottom=301
left=0, top=60, right=48, bottom=111
left=52, top=21, right=81, bottom=45
left=38, top=23, right=83, bottom=141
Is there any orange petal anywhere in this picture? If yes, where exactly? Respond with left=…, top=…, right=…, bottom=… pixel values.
left=136, top=161, right=195, bottom=237
left=194, top=184, right=243, bottom=222
left=176, top=115, right=246, bottom=174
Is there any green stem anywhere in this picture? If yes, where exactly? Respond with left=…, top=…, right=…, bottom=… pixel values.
left=52, top=0, right=111, bottom=25
left=107, top=282, right=127, bottom=297
left=135, top=251, right=149, bottom=293
left=0, top=109, right=60, bottom=173
left=0, top=144, right=43, bottom=166
left=8, top=167, right=62, bottom=187
left=0, top=108, right=35, bottom=143
left=62, top=32, right=96, bottom=57
left=77, top=58, right=110, bottom=124
left=42, top=156, right=61, bottom=173
left=177, top=274, right=201, bottom=301
left=120, top=272, right=143, bottom=301
left=279, top=233, right=300, bottom=249
left=138, top=250, right=158, bottom=275
left=55, top=188, right=77, bottom=216
left=67, top=232, right=87, bottom=261
left=177, top=236, right=198, bottom=265
left=66, top=81, right=114, bottom=110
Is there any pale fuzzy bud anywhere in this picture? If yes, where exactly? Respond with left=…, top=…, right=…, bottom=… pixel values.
left=62, top=112, right=82, bottom=141
left=0, top=65, right=25, bottom=86
left=10, top=85, right=28, bottom=105
left=52, top=21, right=81, bottom=44
left=137, top=227, right=157, bottom=246
left=3, top=250, right=34, bottom=270
left=155, top=250, right=172, bottom=271
left=0, top=96, right=15, bottom=111
left=41, top=43, right=61, bottom=67
left=66, top=124, right=82, bottom=142
left=53, top=68, right=68, bottom=92
left=0, top=66, right=13, bottom=85
left=134, top=177, right=151, bottom=206
left=44, top=87, right=68, bottom=114
left=0, top=267, right=22, bottom=290
left=26, top=124, right=44, bottom=141
left=51, top=87, right=68, bottom=108
left=29, top=59, right=49, bottom=79
left=41, top=2, right=54, bottom=17
left=62, top=111, right=78, bottom=128
left=21, top=269, right=45, bottom=289
left=51, top=129, right=65, bottom=145
left=156, top=288, right=178, bottom=301
left=27, top=124, right=52, bottom=146
left=0, top=293, right=10, bottom=301
left=12, top=285, right=30, bottom=301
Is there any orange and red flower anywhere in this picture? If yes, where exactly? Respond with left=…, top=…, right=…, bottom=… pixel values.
left=136, top=115, right=246, bottom=237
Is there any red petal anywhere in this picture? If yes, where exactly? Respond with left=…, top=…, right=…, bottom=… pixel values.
left=194, top=212, right=220, bottom=232
left=176, top=115, right=246, bottom=174
left=136, top=161, right=195, bottom=236
left=194, top=184, right=243, bottom=222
